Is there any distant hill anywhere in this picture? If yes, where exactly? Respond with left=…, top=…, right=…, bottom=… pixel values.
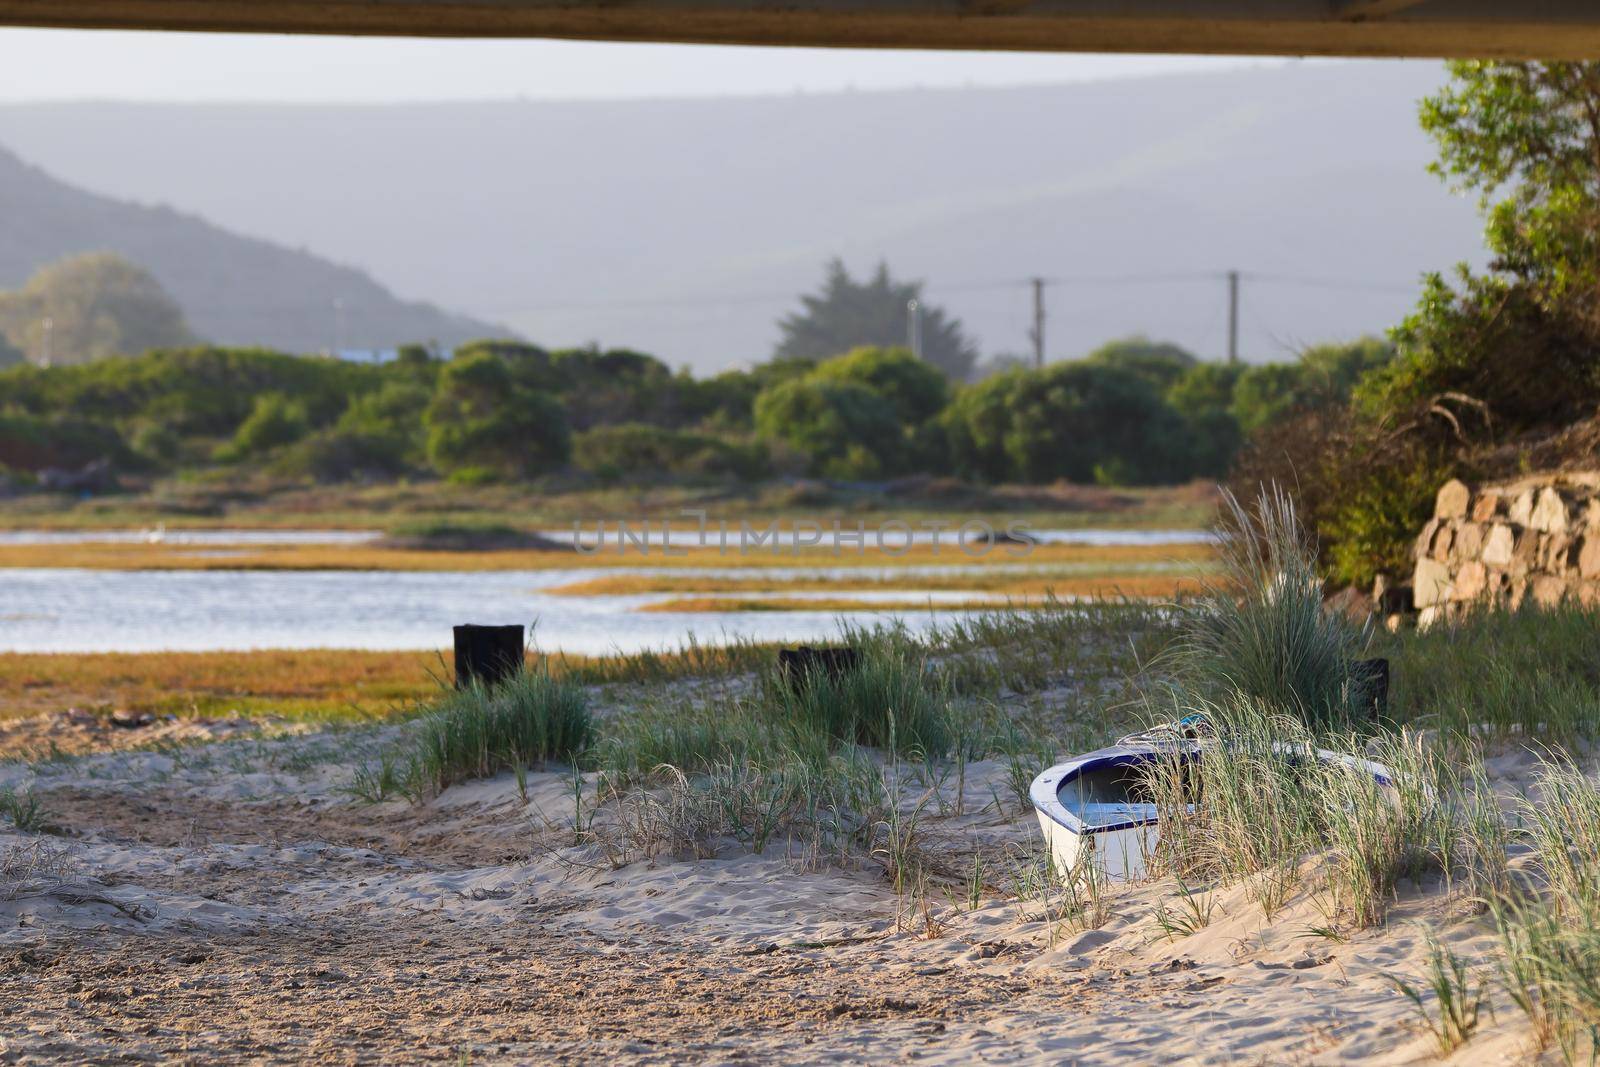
left=0, top=145, right=508, bottom=353
left=0, top=62, right=1486, bottom=372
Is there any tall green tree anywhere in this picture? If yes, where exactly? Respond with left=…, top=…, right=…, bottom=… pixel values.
left=0, top=253, right=196, bottom=365
left=775, top=260, right=978, bottom=381
left=1368, top=62, right=1600, bottom=432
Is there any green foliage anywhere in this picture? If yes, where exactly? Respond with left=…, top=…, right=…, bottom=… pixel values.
left=0, top=333, right=23, bottom=370
left=1347, top=64, right=1600, bottom=495
left=776, top=259, right=978, bottom=381
left=0, top=409, right=131, bottom=474
left=1083, top=336, right=1198, bottom=394
left=0, top=346, right=380, bottom=437
left=1168, top=486, right=1369, bottom=732
left=0, top=252, right=196, bottom=365
left=217, top=392, right=310, bottom=461
left=573, top=422, right=766, bottom=483
left=942, top=362, right=1192, bottom=485
left=811, top=345, right=949, bottom=425
left=424, top=350, right=570, bottom=478
left=275, top=427, right=412, bottom=482
left=753, top=376, right=904, bottom=479
left=760, top=641, right=954, bottom=758
left=393, top=668, right=594, bottom=797
left=1167, top=362, right=1244, bottom=478
left=1232, top=338, right=1394, bottom=436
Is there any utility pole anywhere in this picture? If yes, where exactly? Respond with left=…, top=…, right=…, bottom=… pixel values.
left=1028, top=277, right=1045, bottom=368
left=40, top=316, right=52, bottom=369
left=1226, top=270, right=1240, bottom=365
left=906, top=298, right=923, bottom=361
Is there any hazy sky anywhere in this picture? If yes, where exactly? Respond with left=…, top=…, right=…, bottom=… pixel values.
left=0, top=29, right=1287, bottom=102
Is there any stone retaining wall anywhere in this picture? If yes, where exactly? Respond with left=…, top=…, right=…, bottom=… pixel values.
left=1411, top=472, right=1600, bottom=623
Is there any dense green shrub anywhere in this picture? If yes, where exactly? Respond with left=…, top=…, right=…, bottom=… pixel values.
left=424, top=350, right=570, bottom=478
left=753, top=376, right=904, bottom=479
left=216, top=392, right=310, bottom=461
left=0, top=346, right=381, bottom=437
left=573, top=423, right=766, bottom=482
left=1083, top=336, right=1198, bottom=393
left=943, top=362, right=1192, bottom=485
left=275, top=426, right=413, bottom=482
left=810, top=345, right=949, bottom=425
left=0, top=410, right=131, bottom=473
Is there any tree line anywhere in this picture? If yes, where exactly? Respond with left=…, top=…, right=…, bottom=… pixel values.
left=0, top=326, right=1388, bottom=492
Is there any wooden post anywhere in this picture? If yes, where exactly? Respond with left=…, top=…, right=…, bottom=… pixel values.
left=453, top=624, right=525, bottom=690
left=1352, top=657, right=1389, bottom=721
left=777, top=646, right=861, bottom=693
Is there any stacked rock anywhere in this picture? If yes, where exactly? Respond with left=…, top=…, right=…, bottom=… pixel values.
left=1411, top=472, right=1600, bottom=625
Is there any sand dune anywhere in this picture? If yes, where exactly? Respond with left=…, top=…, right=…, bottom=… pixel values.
left=0, top=723, right=1558, bottom=1063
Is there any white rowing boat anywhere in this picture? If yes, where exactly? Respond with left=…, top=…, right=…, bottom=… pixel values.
left=1030, top=721, right=1394, bottom=882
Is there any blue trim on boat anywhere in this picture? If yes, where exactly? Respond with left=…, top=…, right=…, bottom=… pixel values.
left=1030, top=741, right=1398, bottom=839
left=1030, top=743, right=1194, bottom=837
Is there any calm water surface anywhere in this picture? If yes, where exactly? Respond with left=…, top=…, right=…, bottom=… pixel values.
left=0, top=527, right=1207, bottom=654
left=0, top=568, right=1010, bottom=654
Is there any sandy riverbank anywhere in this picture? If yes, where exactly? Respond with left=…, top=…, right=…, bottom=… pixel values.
left=0, top=720, right=1549, bottom=1065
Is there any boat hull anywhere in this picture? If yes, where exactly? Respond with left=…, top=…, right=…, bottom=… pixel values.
left=1030, top=740, right=1394, bottom=884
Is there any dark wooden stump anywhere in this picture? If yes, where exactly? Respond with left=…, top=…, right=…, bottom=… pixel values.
left=453, top=624, right=526, bottom=690
left=777, top=646, right=861, bottom=693
left=1352, top=657, right=1390, bottom=721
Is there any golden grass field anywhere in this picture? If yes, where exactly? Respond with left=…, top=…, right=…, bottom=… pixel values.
left=0, top=641, right=789, bottom=723
left=0, top=479, right=1217, bottom=532
left=0, top=648, right=445, bottom=721
left=0, top=538, right=1214, bottom=573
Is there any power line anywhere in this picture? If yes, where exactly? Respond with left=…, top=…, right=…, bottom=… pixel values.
left=477, top=269, right=1418, bottom=320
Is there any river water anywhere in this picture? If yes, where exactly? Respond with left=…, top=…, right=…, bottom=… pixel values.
left=0, top=528, right=1206, bottom=654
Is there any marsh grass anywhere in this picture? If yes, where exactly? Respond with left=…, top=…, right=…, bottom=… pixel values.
left=1381, top=603, right=1600, bottom=746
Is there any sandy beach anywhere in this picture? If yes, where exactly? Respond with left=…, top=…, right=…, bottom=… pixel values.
left=0, top=713, right=1550, bottom=1065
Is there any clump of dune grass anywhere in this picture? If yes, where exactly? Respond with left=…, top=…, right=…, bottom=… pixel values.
left=1316, top=729, right=1451, bottom=928
left=1141, top=697, right=1465, bottom=927
left=412, top=668, right=592, bottom=791
left=1166, top=485, right=1369, bottom=732
left=1390, top=934, right=1488, bottom=1057
left=355, top=668, right=592, bottom=799
left=1143, top=698, right=1323, bottom=916
left=0, top=787, right=50, bottom=833
left=759, top=634, right=954, bottom=758
left=1491, top=896, right=1600, bottom=1061
left=1523, top=757, right=1600, bottom=919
